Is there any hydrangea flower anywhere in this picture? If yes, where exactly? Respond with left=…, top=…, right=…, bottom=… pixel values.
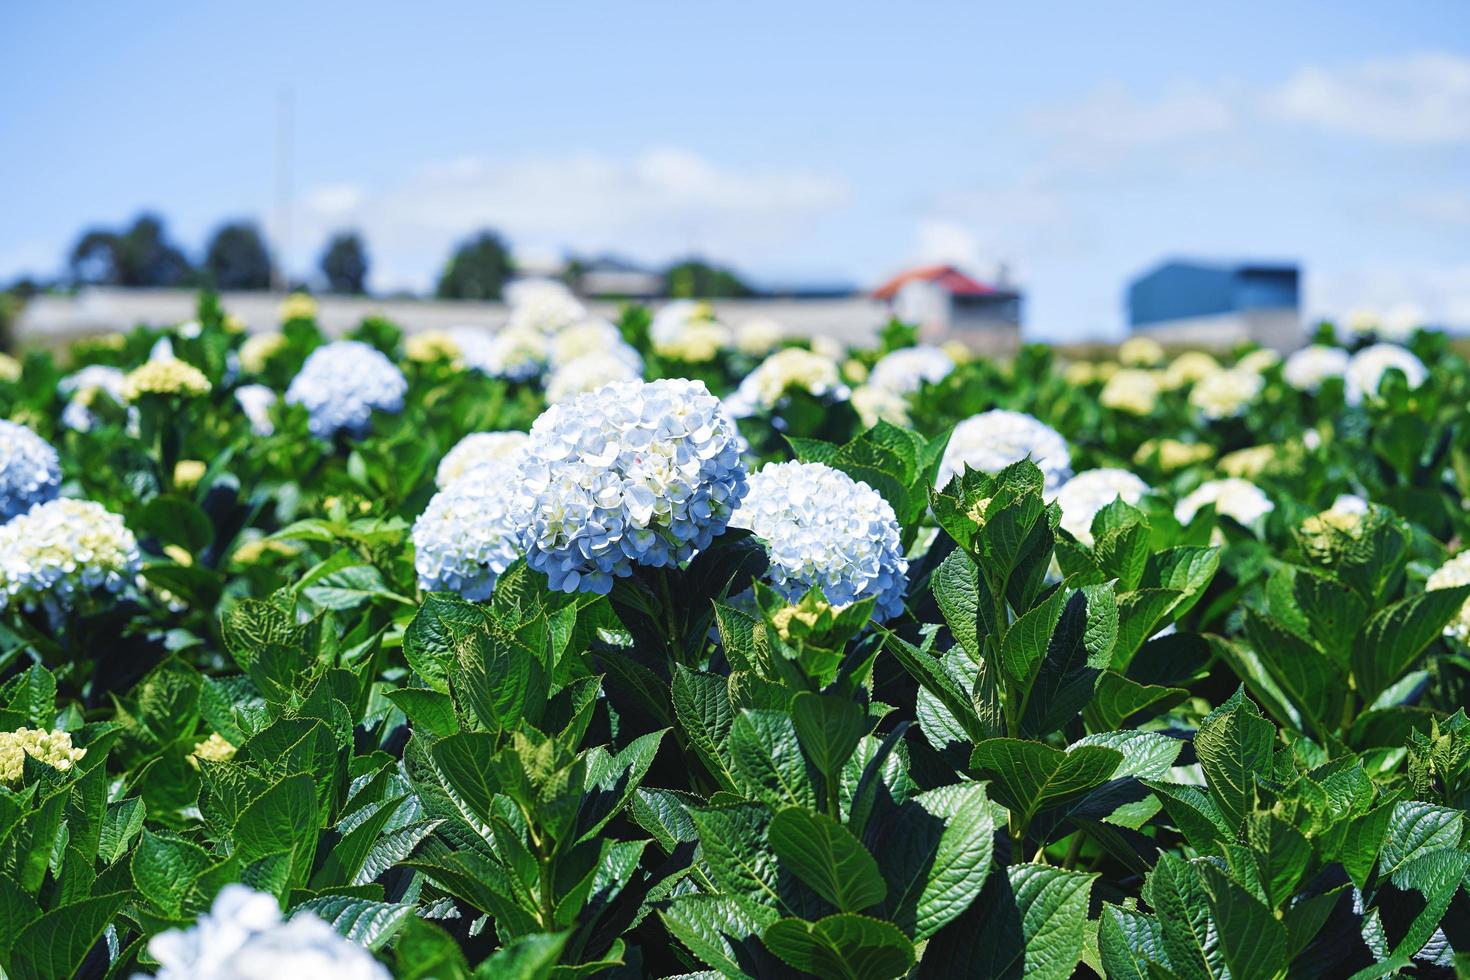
left=0, top=353, right=20, bottom=383
left=1283, top=345, right=1349, bottom=392
left=1428, top=550, right=1470, bottom=645
left=235, top=384, right=277, bottom=436
left=285, top=341, right=407, bottom=439
left=0, top=728, right=86, bottom=784
left=239, top=333, right=288, bottom=374
left=867, top=345, right=955, bottom=395
left=59, top=365, right=129, bottom=431
left=937, top=409, right=1072, bottom=493
left=656, top=320, right=731, bottom=362
left=549, top=318, right=628, bottom=368
left=546, top=352, right=642, bottom=404
left=1189, top=368, right=1263, bottom=420
left=1174, top=478, right=1273, bottom=527
left=851, top=384, right=911, bottom=428
left=0, top=498, right=140, bottom=610
left=1161, top=351, right=1221, bottom=390
left=1118, top=336, right=1165, bottom=367
left=435, top=431, right=529, bottom=488
left=453, top=326, right=548, bottom=381
left=403, top=330, right=463, bottom=365
left=1236, top=348, right=1280, bottom=374
left=414, top=467, right=523, bottom=600
left=139, top=884, right=389, bottom=980
left=123, top=357, right=212, bottom=400
left=735, top=317, right=782, bottom=356
left=1345, top=343, right=1426, bottom=406
left=0, top=420, right=61, bottom=522
left=279, top=292, right=318, bottom=322
left=732, top=461, right=907, bottom=622
left=725, top=347, right=849, bottom=418
left=511, top=378, right=748, bottom=594
left=505, top=279, right=587, bottom=335
left=1100, top=369, right=1161, bottom=415
left=1055, top=468, right=1150, bottom=545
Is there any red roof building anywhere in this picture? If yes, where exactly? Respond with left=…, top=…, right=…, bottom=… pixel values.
left=871, top=264, right=1022, bottom=353
left=871, top=264, right=998, bottom=301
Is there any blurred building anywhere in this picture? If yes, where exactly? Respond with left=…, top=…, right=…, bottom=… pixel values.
left=872, top=264, right=1022, bottom=353
left=1127, top=259, right=1302, bottom=351
left=574, top=256, right=665, bottom=300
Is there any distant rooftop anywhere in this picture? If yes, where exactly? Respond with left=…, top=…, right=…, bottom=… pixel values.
left=872, top=264, right=1003, bottom=301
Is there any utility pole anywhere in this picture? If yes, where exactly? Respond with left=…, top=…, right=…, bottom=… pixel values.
left=271, top=87, right=293, bottom=293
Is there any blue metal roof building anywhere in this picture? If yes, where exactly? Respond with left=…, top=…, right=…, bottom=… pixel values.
left=1128, top=260, right=1299, bottom=328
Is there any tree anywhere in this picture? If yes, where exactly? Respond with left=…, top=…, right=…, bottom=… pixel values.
left=664, top=258, right=751, bottom=299
left=202, top=221, right=272, bottom=291
left=437, top=230, right=513, bottom=301
left=320, top=231, right=369, bottom=294
left=68, top=213, right=192, bottom=288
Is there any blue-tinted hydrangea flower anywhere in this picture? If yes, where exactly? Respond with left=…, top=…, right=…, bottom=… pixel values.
left=413, top=467, right=523, bottom=601
left=435, top=431, right=529, bottom=488
left=59, top=365, right=128, bottom=432
left=724, top=347, right=849, bottom=418
left=505, top=279, right=586, bottom=335
left=1283, top=345, right=1349, bottom=392
left=732, top=461, right=908, bottom=622
left=285, top=341, right=407, bottom=439
left=451, top=326, right=547, bottom=381
left=0, top=420, right=61, bottom=522
left=141, top=884, right=389, bottom=980
left=868, top=345, right=955, bottom=395
left=1055, top=468, right=1150, bottom=545
left=511, top=378, right=748, bottom=594
left=546, top=351, right=642, bottom=404
left=235, top=384, right=277, bottom=436
left=938, top=409, right=1072, bottom=493
left=0, top=498, right=139, bottom=610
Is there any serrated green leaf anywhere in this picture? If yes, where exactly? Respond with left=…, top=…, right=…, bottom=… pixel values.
left=762, top=914, right=915, bottom=980
left=769, top=808, right=885, bottom=913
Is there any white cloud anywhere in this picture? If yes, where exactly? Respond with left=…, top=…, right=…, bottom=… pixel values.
left=1268, top=53, right=1470, bottom=144
left=1311, top=260, right=1470, bottom=326
left=297, top=147, right=849, bottom=290
left=1025, top=80, right=1237, bottom=162
left=1401, top=190, right=1470, bottom=227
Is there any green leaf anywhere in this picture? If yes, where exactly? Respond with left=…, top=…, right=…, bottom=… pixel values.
left=232, top=773, right=321, bottom=893
left=428, top=732, right=502, bottom=831
left=1198, top=862, right=1286, bottom=980
left=769, top=808, right=886, bottom=913
left=1379, top=800, right=1464, bottom=876
left=1073, top=731, right=1183, bottom=779
left=384, top=688, right=458, bottom=738
left=688, top=803, right=783, bottom=909
left=1146, top=855, right=1224, bottom=980
left=577, top=728, right=666, bottom=841
left=969, top=738, right=1122, bottom=823
left=472, top=931, right=569, bottom=980
left=763, top=914, right=916, bottom=980
left=728, top=709, right=816, bottom=809
left=1192, top=688, right=1274, bottom=836
left=1241, top=612, right=1341, bottom=736
left=1291, top=568, right=1367, bottom=666
left=1098, top=904, right=1166, bottom=980
left=672, top=666, right=737, bottom=790
left=97, top=797, right=147, bottom=865
left=1083, top=672, right=1188, bottom=731
left=1000, top=588, right=1068, bottom=691
left=1352, top=585, right=1470, bottom=703
left=292, top=896, right=414, bottom=950
left=661, top=894, right=778, bottom=977
left=791, top=692, right=871, bottom=778
left=6, top=891, right=129, bottom=980
left=404, top=593, right=489, bottom=694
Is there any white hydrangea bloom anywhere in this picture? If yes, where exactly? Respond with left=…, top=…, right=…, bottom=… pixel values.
left=1118, top=336, right=1165, bottom=367
left=0, top=499, right=140, bottom=610
left=546, top=352, right=642, bottom=404
left=1055, top=469, right=1151, bottom=545
left=1174, top=478, right=1274, bottom=527
left=436, top=431, right=530, bottom=488
left=549, top=318, right=627, bottom=368
left=867, top=345, right=955, bottom=395
left=851, top=384, right=911, bottom=428
left=1283, top=345, right=1350, bottom=392
left=285, top=341, right=407, bottom=439
left=1380, top=302, right=1426, bottom=341
left=235, top=384, right=277, bottom=436
left=1161, top=351, right=1221, bottom=390
left=59, top=365, right=129, bottom=432
left=414, top=467, right=523, bottom=600
left=732, top=461, right=908, bottom=622
left=505, top=279, right=586, bottom=335
left=937, top=409, right=1072, bottom=493
left=735, top=317, right=783, bottom=356
left=1236, top=348, right=1280, bottom=374
left=138, top=884, right=389, bottom=980
left=0, top=421, right=61, bottom=522
left=1330, top=493, right=1368, bottom=515
left=1345, top=343, right=1427, bottom=406
left=1099, top=369, right=1161, bottom=415
left=481, top=327, right=551, bottom=381
left=511, top=378, right=748, bottom=594
left=1428, top=550, right=1470, bottom=644
left=725, top=347, right=849, bottom=417
left=1189, top=368, right=1263, bottom=420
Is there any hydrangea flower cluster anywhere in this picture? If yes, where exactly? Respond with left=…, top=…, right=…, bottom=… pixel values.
left=546, top=352, right=643, bottom=404
left=1100, top=368, right=1161, bottom=415
left=732, top=461, right=908, bottom=622
left=279, top=292, right=318, bottom=322
left=1055, top=468, right=1150, bottom=545
left=1118, top=336, right=1165, bottom=367
left=851, top=384, right=911, bottom=428
left=1174, top=478, right=1274, bottom=528
left=235, top=384, right=277, bottom=436
left=0, top=352, right=20, bottom=383
left=549, top=318, right=627, bottom=368
left=0, top=420, right=61, bottom=522
left=1236, top=348, right=1281, bottom=374
left=238, top=332, right=288, bottom=374
left=1188, top=368, right=1263, bottom=420
left=1344, top=343, right=1427, bottom=406
left=451, top=325, right=549, bottom=381
left=725, top=347, right=849, bottom=417
left=0, top=498, right=140, bottom=610
left=867, top=345, right=955, bottom=395
left=1428, top=550, right=1470, bottom=645
left=1283, top=345, right=1350, bottom=392
left=413, top=467, right=523, bottom=600
left=0, top=728, right=86, bottom=784
left=403, top=330, right=463, bottom=364
left=285, top=341, right=408, bottom=439
left=735, top=317, right=782, bottom=356
left=122, top=357, right=212, bottom=400
left=511, top=378, right=748, bottom=594
left=435, top=431, right=529, bottom=488
left=59, top=365, right=129, bottom=431
left=505, top=279, right=587, bottom=335
left=937, top=409, right=1072, bottom=493
left=1161, top=351, right=1221, bottom=390
left=140, top=884, right=389, bottom=980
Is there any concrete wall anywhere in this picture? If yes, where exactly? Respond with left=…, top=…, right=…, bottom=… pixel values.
left=15, top=288, right=896, bottom=348
left=1132, top=307, right=1304, bottom=353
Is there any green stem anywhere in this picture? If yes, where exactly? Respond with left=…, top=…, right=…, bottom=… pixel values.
left=657, top=566, right=681, bottom=667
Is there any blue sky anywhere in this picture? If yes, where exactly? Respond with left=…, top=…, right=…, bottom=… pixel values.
left=3, top=1, right=1468, bottom=339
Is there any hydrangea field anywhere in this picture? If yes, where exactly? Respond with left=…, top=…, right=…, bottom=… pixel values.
left=2, top=284, right=1470, bottom=979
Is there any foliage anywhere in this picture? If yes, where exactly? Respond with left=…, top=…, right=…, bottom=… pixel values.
left=321, top=230, right=370, bottom=294
left=436, top=230, right=513, bottom=301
